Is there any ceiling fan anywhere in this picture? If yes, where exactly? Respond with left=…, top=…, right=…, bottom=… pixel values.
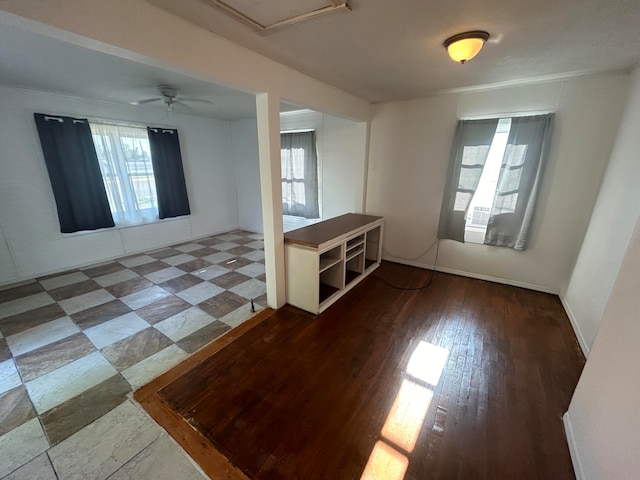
left=131, top=85, right=213, bottom=111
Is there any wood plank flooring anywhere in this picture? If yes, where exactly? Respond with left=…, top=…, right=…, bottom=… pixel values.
left=137, top=262, right=584, bottom=480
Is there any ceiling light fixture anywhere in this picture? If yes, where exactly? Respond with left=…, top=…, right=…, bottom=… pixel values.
left=443, top=31, right=490, bottom=64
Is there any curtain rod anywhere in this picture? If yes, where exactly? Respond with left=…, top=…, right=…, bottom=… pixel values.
left=43, top=115, right=85, bottom=124
left=87, top=117, right=175, bottom=130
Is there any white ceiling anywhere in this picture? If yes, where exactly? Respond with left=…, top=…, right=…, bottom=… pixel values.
left=0, top=22, right=258, bottom=121
left=1, top=0, right=638, bottom=117
left=147, top=0, right=640, bottom=103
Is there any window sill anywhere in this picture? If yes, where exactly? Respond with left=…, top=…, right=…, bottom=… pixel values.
left=61, top=215, right=190, bottom=238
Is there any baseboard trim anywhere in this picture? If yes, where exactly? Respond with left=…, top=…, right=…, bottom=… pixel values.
left=382, top=255, right=559, bottom=295
left=559, top=295, right=590, bottom=357
left=0, top=226, right=248, bottom=288
left=563, top=412, right=586, bottom=480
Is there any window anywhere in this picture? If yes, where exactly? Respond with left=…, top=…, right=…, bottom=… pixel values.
left=34, top=112, right=190, bottom=233
left=90, top=123, right=158, bottom=226
left=281, top=131, right=320, bottom=219
left=464, top=118, right=511, bottom=243
left=438, top=114, right=554, bottom=251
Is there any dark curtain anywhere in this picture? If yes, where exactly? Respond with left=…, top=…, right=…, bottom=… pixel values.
left=437, top=118, right=499, bottom=242
left=147, top=128, right=191, bottom=219
left=484, top=114, right=554, bottom=250
left=34, top=113, right=114, bottom=233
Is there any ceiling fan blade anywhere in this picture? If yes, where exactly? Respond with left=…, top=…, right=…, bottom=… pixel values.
left=131, top=97, right=162, bottom=105
left=173, top=100, right=193, bottom=109
left=179, top=97, right=213, bottom=104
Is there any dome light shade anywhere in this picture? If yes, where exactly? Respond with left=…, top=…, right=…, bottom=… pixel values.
left=444, top=31, right=490, bottom=64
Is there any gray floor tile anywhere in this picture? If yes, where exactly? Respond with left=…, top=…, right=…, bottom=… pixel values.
left=0, top=385, right=36, bottom=436
left=0, top=418, right=49, bottom=478
left=48, top=401, right=161, bottom=480
left=39, top=271, right=90, bottom=291
left=0, top=303, right=67, bottom=337
left=154, top=307, right=217, bottom=342
left=15, top=332, right=95, bottom=382
left=6, top=317, right=79, bottom=357
left=1, top=452, right=57, bottom=480
left=40, top=375, right=131, bottom=446
left=25, top=352, right=117, bottom=414
left=0, top=293, right=55, bottom=320
left=120, top=286, right=170, bottom=311
left=120, top=345, right=188, bottom=389
left=84, top=313, right=149, bottom=350
left=0, top=283, right=45, bottom=304
left=101, top=328, right=173, bottom=371
left=134, top=296, right=191, bottom=325
left=106, top=434, right=207, bottom=480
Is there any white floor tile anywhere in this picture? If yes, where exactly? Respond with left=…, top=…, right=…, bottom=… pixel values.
left=219, top=304, right=259, bottom=328
left=84, top=312, right=149, bottom=349
left=212, top=241, right=239, bottom=251
left=229, top=279, right=267, bottom=300
left=154, top=307, right=217, bottom=342
left=202, top=251, right=235, bottom=264
left=0, top=292, right=55, bottom=320
left=48, top=401, right=161, bottom=480
left=192, top=264, right=230, bottom=280
left=120, top=286, right=170, bottom=311
left=215, top=233, right=242, bottom=242
left=174, top=243, right=203, bottom=253
left=94, top=269, right=140, bottom=288
left=58, top=289, right=115, bottom=315
left=143, top=267, right=185, bottom=284
left=25, top=351, right=117, bottom=414
left=240, top=249, right=265, bottom=261
left=121, top=345, right=188, bottom=389
left=245, top=240, right=265, bottom=249
left=175, top=282, right=223, bottom=305
left=0, top=418, right=49, bottom=478
left=236, top=262, right=266, bottom=278
left=162, top=253, right=197, bottom=266
left=117, top=255, right=155, bottom=268
left=39, top=272, right=90, bottom=291
left=6, top=317, right=79, bottom=357
left=248, top=233, right=264, bottom=240
left=0, top=359, right=22, bottom=395
left=107, top=433, right=207, bottom=480
left=2, top=452, right=57, bottom=480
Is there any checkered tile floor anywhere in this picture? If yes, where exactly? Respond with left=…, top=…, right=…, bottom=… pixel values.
left=0, top=229, right=266, bottom=479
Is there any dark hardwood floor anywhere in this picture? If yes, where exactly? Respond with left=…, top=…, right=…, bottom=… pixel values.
left=137, top=262, right=584, bottom=480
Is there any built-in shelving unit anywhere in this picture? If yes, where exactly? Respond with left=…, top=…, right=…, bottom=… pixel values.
left=284, top=213, right=384, bottom=314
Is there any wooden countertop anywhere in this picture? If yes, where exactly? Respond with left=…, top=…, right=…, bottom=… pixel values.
left=284, top=213, right=382, bottom=248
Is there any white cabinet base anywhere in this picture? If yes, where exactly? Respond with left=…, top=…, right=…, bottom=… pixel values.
left=284, top=214, right=383, bottom=314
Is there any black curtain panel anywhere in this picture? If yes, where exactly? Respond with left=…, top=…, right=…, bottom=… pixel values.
left=34, top=113, right=115, bottom=233
left=147, top=128, right=191, bottom=219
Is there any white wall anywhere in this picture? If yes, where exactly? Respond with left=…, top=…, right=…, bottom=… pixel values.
left=563, top=68, right=640, bottom=353
left=0, top=85, right=239, bottom=285
left=280, top=110, right=367, bottom=220
left=0, top=0, right=372, bottom=308
left=321, top=113, right=367, bottom=218
left=564, top=215, right=640, bottom=480
left=231, top=119, right=262, bottom=233
left=366, top=73, right=629, bottom=293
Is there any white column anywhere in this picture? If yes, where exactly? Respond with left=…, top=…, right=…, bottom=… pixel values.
left=256, top=92, right=286, bottom=308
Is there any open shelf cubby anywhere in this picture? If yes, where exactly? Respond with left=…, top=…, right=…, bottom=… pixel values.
left=284, top=214, right=384, bottom=314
